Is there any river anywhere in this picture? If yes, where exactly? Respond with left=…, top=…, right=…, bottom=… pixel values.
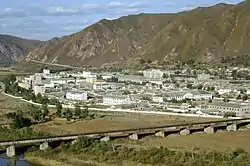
left=0, top=156, right=38, bottom=166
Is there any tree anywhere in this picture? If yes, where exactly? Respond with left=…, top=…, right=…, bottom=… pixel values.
left=140, top=59, right=146, bottom=64
left=223, top=98, right=229, bottom=102
left=147, top=59, right=152, bottom=64
left=232, top=70, right=237, bottom=79
left=242, top=95, right=249, bottom=101
left=197, top=84, right=203, bottom=90
left=81, top=107, right=89, bottom=119
left=41, top=104, right=49, bottom=120
left=56, top=102, right=63, bottom=117
left=7, top=112, right=32, bottom=129
left=65, top=108, right=73, bottom=121
left=29, top=105, right=42, bottom=122
left=187, top=84, right=193, bottom=89
left=74, top=103, right=81, bottom=117
left=36, top=93, right=43, bottom=104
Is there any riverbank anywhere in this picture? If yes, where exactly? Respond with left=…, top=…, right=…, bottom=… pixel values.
left=23, top=136, right=250, bottom=166
left=24, top=155, right=71, bottom=166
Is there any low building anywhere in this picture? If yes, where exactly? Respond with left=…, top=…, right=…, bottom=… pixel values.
left=218, top=89, right=232, bottom=95
left=164, top=90, right=212, bottom=101
left=206, top=102, right=250, bottom=117
left=66, top=91, right=88, bottom=101
left=18, top=82, right=30, bottom=90
left=93, top=82, right=116, bottom=90
left=184, top=91, right=213, bottom=100
left=43, top=69, right=50, bottom=75
left=143, top=69, right=164, bottom=79
left=152, top=96, right=164, bottom=103
left=103, top=95, right=135, bottom=105
left=33, top=85, right=45, bottom=95
left=164, top=92, right=186, bottom=101
left=197, top=74, right=210, bottom=81
left=86, top=75, right=97, bottom=84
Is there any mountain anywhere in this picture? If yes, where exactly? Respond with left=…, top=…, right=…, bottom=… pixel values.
left=25, top=1, right=250, bottom=68
left=0, top=35, right=42, bottom=66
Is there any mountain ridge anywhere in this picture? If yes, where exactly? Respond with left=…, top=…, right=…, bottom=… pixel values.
left=0, top=35, right=42, bottom=66
left=24, top=1, right=250, bottom=68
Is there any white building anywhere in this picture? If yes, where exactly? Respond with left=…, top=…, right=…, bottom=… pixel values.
left=247, top=90, right=250, bottom=95
left=218, top=89, right=232, bottom=95
left=143, top=69, right=164, bottom=79
left=82, top=71, right=91, bottom=78
left=43, top=69, right=50, bottom=75
left=30, top=74, right=42, bottom=85
left=197, top=74, right=210, bottom=81
left=93, top=82, right=116, bottom=90
left=164, top=91, right=212, bottom=101
left=18, top=82, right=30, bottom=90
left=184, top=91, right=213, bottom=100
left=152, top=96, right=164, bottom=103
left=33, top=85, right=45, bottom=95
left=43, top=79, right=55, bottom=88
left=103, top=95, right=135, bottom=105
left=66, top=91, right=88, bottom=101
left=86, top=75, right=97, bottom=84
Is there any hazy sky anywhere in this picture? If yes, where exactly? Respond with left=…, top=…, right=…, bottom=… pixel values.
left=0, top=0, right=242, bottom=40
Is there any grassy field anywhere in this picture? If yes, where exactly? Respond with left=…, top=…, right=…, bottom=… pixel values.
left=33, top=114, right=218, bottom=135
left=0, top=93, right=29, bottom=125
left=113, top=129, right=250, bottom=152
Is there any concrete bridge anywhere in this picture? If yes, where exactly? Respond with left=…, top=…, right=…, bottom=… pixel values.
left=1, top=118, right=250, bottom=157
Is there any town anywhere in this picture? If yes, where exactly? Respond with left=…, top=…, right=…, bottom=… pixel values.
left=14, top=67, right=250, bottom=118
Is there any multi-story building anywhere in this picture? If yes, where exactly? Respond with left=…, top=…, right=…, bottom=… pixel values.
left=197, top=74, right=210, bottom=81
left=66, top=91, right=88, bottom=101
left=143, top=69, right=164, bottom=79
left=33, top=85, right=45, bottom=95
left=205, top=102, right=250, bottom=117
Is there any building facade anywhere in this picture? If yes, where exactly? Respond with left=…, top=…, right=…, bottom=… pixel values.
left=143, top=69, right=164, bottom=79
left=103, top=95, right=135, bottom=105
left=66, top=91, right=88, bottom=101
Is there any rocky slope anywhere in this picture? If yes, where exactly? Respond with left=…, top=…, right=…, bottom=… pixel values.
left=0, top=35, right=41, bottom=66
left=25, top=1, right=250, bottom=68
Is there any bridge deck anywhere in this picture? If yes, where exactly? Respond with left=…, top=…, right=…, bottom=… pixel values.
left=0, top=118, right=249, bottom=146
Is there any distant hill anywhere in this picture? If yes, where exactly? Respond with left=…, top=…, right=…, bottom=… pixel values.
left=0, top=35, right=42, bottom=67
left=24, top=1, right=250, bottom=68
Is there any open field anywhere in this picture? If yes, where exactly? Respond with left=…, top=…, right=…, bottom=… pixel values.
left=113, top=129, right=250, bottom=152
left=0, top=93, right=29, bottom=125
left=33, top=115, right=219, bottom=135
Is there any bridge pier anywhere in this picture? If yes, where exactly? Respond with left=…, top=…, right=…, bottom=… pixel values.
left=155, top=130, right=165, bottom=138
left=71, top=139, right=77, bottom=145
left=204, top=126, right=215, bottom=134
left=180, top=128, right=190, bottom=135
left=100, top=136, right=110, bottom=142
left=40, top=142, right=49, bottom=150
left=6, top=145, right=15, bottom=157
left=226, top=123, right=238, bottom=131
left=129, top=133, right=139, bottom=140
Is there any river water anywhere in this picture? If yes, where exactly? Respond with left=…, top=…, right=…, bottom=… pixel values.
left=0, top=156, right=36, bottom=166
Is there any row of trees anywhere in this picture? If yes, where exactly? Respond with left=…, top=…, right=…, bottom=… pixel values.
left=55, top=102, right=89, bottom=121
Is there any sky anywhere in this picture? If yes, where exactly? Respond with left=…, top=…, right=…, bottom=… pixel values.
left=0, top=0, right=243, bottom=40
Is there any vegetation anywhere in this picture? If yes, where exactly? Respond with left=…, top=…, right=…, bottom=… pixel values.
left=6, top=111, right=32, bottom=129
left=25, top=136, right=250, bottom=166
left=0, top=126, right=50, bottom=141
left=223, top=112, right=236, bottom=118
